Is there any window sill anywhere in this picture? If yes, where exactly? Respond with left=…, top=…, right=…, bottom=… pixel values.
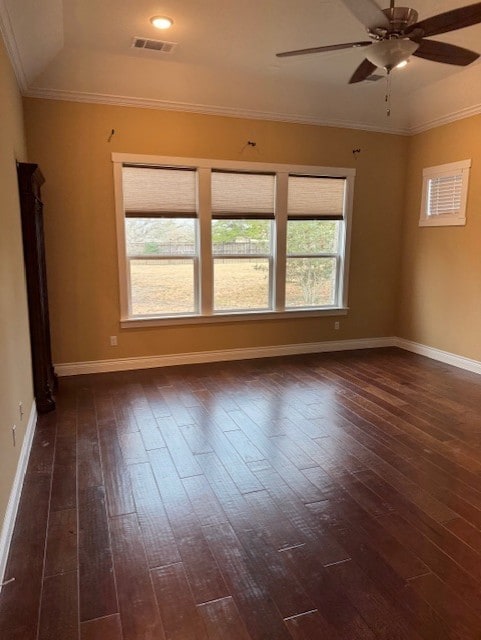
left=419, top=216, right=466, bottom=227
left=120, top=307, right=349, bottom=328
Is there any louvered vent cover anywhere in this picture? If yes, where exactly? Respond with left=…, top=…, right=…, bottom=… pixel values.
left=132, top=37, right=177, bottom=53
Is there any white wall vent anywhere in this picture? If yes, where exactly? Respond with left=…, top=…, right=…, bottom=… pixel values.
left=132, top=37, right=177, bottom=53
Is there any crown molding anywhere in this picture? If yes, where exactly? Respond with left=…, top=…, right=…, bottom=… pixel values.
left=22, top=86, right=481, bottom=137
left=22, top=86, right=411, bottom=136
left=408, top=102, right=481, bottom=135
left=0, top=0, right=27, bottom=91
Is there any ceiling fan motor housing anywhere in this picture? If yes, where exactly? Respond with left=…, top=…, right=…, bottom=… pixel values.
left=379, top=7, right=419, bottom=35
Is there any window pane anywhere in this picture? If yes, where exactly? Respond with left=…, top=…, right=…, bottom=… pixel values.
left=212, top=219, right=271, bottom=255
left=287, top=220, right=339, bottom=254
left=130, top=259, right=195, bottom=315
left=286, top=258, right=336, bottom=308
left=126, top=218, right=196, bottom=256
left=214, top=258, right=270, bottom=311
left=427, top=174, right=462, bottom=216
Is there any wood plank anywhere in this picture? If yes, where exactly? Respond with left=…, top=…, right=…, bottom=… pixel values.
left=38, top=571, right=79, bottom=640
left=156, top=415, right=203, bottom=478
left=224, top=429, right=266, bottom=464
left=80, top=614, right=122, bottom=640
left=119, top=431, right=149, bottom=465
left=109, top=513, right=164, bottom=640
left=284, top=610, right=342, bottom=640
left=78, top=485, right=117, bottom=622
left=410, top=572, right=481, bottom=640
left=242, top=489, right=304, bottom=551
left=50, top=434, right=77, bottom=511
left=228, top=409, right=323, bottom=502
left=128, top=461, right=181, bottom=568
left=179, top=423, right=214, bottom=455
left=307, top=501, right=453, bottom=640
left=182, top=473, right=228, bottom=527
left=127, top=382, right=167, bottom=450
left=158, top=387, right=195, bottom=427
left=151, top=563, right=208, bottom=640
left=202, top=523, right=293, bottom=640
left=44, top=508, right=77, bottom=577
left=198, top=422, right=263, bottom=495
left=98, top=426, right=135, bottom=516
left=197, top=596, right=252, bottom=640
left=149, top=448, right=229, bottom=604
left=281, top=545, right=377, bottom=640
left=325, top=556, right=424, bottom=640
left=235, top=527, right=316, bottom=620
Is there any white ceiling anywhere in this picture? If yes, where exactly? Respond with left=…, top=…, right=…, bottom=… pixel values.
left=1, top=0, right=481, bottom=133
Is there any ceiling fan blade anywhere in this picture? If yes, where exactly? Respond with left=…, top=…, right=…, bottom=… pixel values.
left=413, top=38, right=480, bottom=66
left=349, top=58, right=378, bottom=83
left=406, top=2, right=481, bottom=37
left=276, top=41, right=372, bottom=58
left=339, top=0, right=390, bottom=30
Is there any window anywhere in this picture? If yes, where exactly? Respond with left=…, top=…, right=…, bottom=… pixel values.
left=113, top=154, right=355, bottom=325
left=211, top=171, right=275, bottom=312
left=286, top=176, right=344, bottom=308
left=419, top=159, right=471, bottom=227
left=122, top=166, right=199, bottom=316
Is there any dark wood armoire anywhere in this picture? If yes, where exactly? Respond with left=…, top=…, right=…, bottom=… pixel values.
left=17, top=162, right=56, bottom=413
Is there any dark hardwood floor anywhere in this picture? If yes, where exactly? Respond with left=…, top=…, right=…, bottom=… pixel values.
left=2, top=347, right=481, bottom=639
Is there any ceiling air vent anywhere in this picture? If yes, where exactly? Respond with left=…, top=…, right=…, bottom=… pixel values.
left=132, top=37, right=177, bottom=53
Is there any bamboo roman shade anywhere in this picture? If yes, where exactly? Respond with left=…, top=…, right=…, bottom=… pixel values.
left=287, top=175, right=346, bottom=219
left=211, top=171, right=276, bottom=219
left=122, top=166, right=197, bottom=218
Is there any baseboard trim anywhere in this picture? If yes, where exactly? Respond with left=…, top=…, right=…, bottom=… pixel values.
left=55, top=337, right=396, bottom=376
left=54, top=337, right=481, bottom=378
left=0, top=401, right=37, bottom=591
left=394, top=338, right=481, bottom=376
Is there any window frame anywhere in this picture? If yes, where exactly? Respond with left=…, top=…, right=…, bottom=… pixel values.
left=112, top=153, right=355, bottom=327
left=419, top=159, right=471, bottom=227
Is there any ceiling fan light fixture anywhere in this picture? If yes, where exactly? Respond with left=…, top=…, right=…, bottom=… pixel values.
left=365, top=38, right=419, bottom=71
left=150, top=16, right=173, bottom=30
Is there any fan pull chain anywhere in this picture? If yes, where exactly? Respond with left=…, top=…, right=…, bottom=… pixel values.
left=385, top=71, right=392, bottom=117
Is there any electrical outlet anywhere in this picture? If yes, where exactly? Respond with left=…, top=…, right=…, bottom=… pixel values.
left=12, top=424, right=16, bottom=447
left=110, top=335, right=118, bottom=346
left=19, top=401, right=24, bottom=421
left=334, top=321, right=340, bottom=330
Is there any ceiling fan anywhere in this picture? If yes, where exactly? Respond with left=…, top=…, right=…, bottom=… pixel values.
left=276, top=0, right=481, bottom=83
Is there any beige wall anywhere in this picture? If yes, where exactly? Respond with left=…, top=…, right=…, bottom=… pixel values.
left=23, top=98, right=408, bottom=365
left=0, top=39, right=33, bottom=532
left=399, top=115, right=481, bottom=360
